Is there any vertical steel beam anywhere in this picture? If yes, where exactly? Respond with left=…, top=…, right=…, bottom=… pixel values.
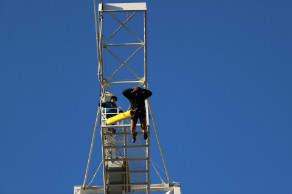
left=101, top=127, right=106, bottom=194
left=144, top=10, right=151, bottom=194
left=144, top=11, right=148, bottom=89
left=98, top=9, right=104, bottom=85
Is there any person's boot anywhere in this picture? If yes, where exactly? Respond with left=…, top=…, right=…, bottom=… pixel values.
left=142, top=130, right=148, bottom=140
left=132, top=132, right=137, bottom=143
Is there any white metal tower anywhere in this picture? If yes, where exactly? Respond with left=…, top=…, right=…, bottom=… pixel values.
left=74, top=2, right=181, bottom=194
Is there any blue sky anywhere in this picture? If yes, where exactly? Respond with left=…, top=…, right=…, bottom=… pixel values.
left=0, top=0, right=291, bottom=194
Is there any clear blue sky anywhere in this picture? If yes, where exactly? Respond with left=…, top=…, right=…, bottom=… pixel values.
left=0, top=0, right=291, bottom=194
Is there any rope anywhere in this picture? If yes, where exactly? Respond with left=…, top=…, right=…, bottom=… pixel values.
left=151, top=159, right=165, bottom=184
left=82, top=102, right=102, bottom=188
left=89, top=160, right=103, bottom=186
left=116, top=148, right=123, bottom=157
left=151, top=157, right=168, bottom=178
left=148, top=100, right=171, bottom=183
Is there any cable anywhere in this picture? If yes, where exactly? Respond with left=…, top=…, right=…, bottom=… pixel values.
left=88, top=160, right=103, bottom=186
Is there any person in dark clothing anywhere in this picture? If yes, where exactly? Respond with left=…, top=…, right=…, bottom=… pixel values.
left=122, top=86, right=152, bottom=143
left=101, top=96, right=119, bottom=119
left=101, top=96, right=121, bottom=133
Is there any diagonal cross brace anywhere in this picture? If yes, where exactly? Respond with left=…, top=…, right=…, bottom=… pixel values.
left=108, top=12, right=143, bottom=43
left=104, top=12, right=137, bottom=44
left=105, top=45, right=143, bottom=81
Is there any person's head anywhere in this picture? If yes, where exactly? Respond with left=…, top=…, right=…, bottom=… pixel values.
left=133, top=86, right=141, bottom=96
left=110, top=96, right=117, bottom=103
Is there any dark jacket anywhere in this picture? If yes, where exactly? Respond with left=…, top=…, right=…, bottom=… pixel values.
left=101, top=101, right=118, bottom=118
left=122, top=88, right=152, bottom=114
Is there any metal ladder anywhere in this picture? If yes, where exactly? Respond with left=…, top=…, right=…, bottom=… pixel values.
left=101, top=123, right=151, bottom=194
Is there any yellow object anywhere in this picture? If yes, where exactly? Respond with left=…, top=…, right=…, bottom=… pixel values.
left=106, top=110, right=135, bottom=125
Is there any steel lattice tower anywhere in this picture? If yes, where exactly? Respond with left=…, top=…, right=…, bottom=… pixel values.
left=74, top=2, right=181, bottom=194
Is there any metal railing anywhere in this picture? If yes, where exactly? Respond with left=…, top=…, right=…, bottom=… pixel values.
left=101, top=107, right=124, bottom=126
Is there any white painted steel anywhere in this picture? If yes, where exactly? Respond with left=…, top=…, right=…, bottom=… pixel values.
left=165, top=190, right=174, bottom=194
left=104, top=158, right=148, bottom=161
left=108, top=170, right=148, bottom=174
left=74, top=183, right=173, bottom=194
left=108, top=81, right=143, bottom=85
left=99, top=5, right=151, bottom=193
left=148, top=99, right=171, bottom=184
left=102, top=124, right=143, bottom=128
left=109, top=12, right=143, bottom=43
left=105, top=45, right=143, bottom=80
left=88, top=160, right=103, bottom=187
left=104, top=145, right=148, bottom=149
left=104, top=43, right=144, bottom=47
left=99, top=3, right=147, bottom=12
left=104, top=12, right=136, bottom=44
left=76, top=1, right=182, bottom=194
left=144, top=11, right=151, bottom=194
left=174, top=185, right=182, bottom=194
left=82, top=106, right=101, bottom=188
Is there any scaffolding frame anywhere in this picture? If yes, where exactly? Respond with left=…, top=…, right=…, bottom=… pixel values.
left=74, top=2, right=181, bottom=194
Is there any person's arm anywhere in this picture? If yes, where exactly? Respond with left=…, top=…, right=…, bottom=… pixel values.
left=141, top=88, right=152, bottom=99
left=122, top=88, right=133, bottom=99
left=101, top=101, right=107, bottom=108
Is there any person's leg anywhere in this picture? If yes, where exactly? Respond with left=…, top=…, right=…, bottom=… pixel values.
left=140, top=117, right=147, bottom=140
left=131, top=117, right=138, bottom=134
left=106, top=115, right=116, bottom=133
left=131, top=117, right=138, bottom=143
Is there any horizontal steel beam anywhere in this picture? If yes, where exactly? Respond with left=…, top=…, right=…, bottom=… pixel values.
left=102, top=124, right=150, bottom=128
left=99, top=3, right=147, bottom=12
left=107, top=182, right=148, bottom=186
left=108, top=81, right=143, bottom=84
left=102, top=132, right=145, bottom=135
left=104, top=43, right=144, bottom=47
left=102, top=124, right=139, bottom=128
left=104, top=157, right=148, bottom=161
left=104, top=145, right=148, bottom=149
left=74, top=184, right=175, bottom=194
left=102, top=132, right=150, bottom=137
left=108, top=170, right=148, bottom=174
left=101, top=10, right=146, bottom=13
